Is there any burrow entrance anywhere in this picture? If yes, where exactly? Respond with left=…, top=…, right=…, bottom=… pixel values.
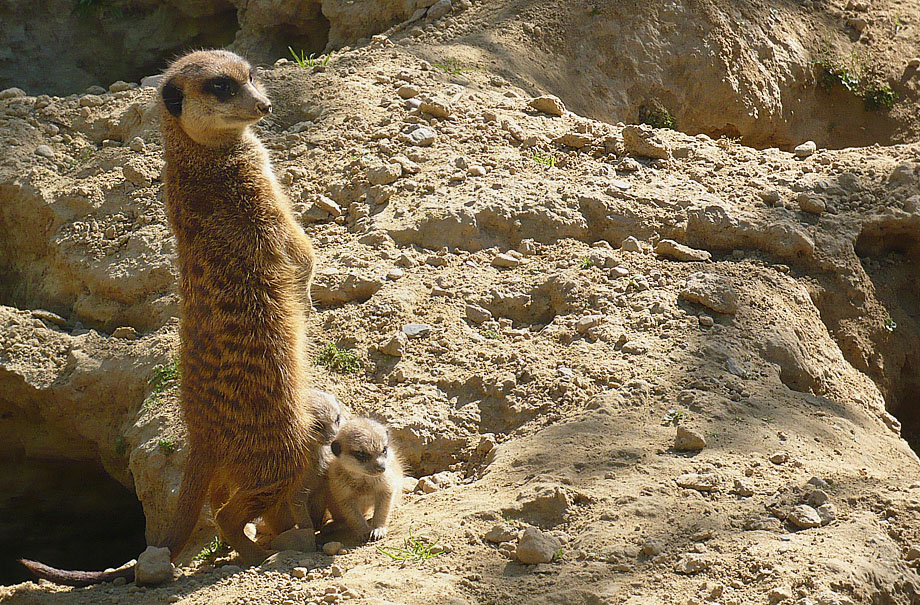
left=0, top=459, right=147, bottom=586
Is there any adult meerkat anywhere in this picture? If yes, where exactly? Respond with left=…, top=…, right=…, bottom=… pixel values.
left=324, top=417, right=403, bottom=541
left=21, top=50, right=318, bottom=586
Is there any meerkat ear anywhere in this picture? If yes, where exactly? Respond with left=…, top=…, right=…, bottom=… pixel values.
left=331, top=440, right=342, bottom=457
left=161, top=78, right=183, bottom=117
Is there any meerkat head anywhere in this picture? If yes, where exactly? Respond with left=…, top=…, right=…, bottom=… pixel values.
left=159, top=49, right=272, bottom=146
left=331, top=417, right=392, bottom=477
left=305, top=389, right=349, bottom=445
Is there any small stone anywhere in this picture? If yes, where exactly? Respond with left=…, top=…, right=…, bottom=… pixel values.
left=759, top=189, right=782, bottom=204
left=554, top=132, right=592, bottom=148
left=380, top=331, right=409, bottom=357
left=622, top=124, right=670, bottom=159
left=80, top=94, right=104, bottom=107
left=641, top=540, right=663, bottom=556
left=397, top=85, right=419, bottom=99
left=732, top=479, right=755, bottom=496
left=124, top=162, right=151, bottom=187
left=402, top=476, right=419, bottom=493
left=674, top=426, right=707, bottom=451
left=129, top=137, right=146, bottom=152
left=769, top=586, right=795, bottom=604
left=654, top=240, right=711, bottom=262
left=427, top=0, right=452, bottom=20
left=797, top=193, right=826, bottom=215
left=166, top=595, right=181, bottom=603
left=417, top=477, right=440, bottom=493
left=140, top=74, right=164, bottom=89
left=492, top=253, right=521, bottom=268
left=387, top=268, right=405, bottom=280
left=272, top=528, right=316, bottom=552
left=323, top=541, right=343, bottom=555
left=292, top=567, right=309, bottom=578
left=112, top=326, right=138, bottom=340
left=86, top=85, right=106, bottom=95
left=310, top=194, right=341, bottom=217
left=807, top=476, right=829, bottom=489
left=402, top=323, right=431, bottom=339
left=467, top=165, right=486, bottom=177
left=419, top=98, right=452, bottom=119
left=31, top=309, right=67, bottom=326
left=807, top=489, right=829, bottom=507
left=109, top=80, right=136, bottom=93
left=528, top=95, right=566, bottom=116
left=847, top=17, right=868, bottom=32
left=787, top=504, right=822, bottom=529
left=575, top=315, right=603, bottom=334
left=679, top=272, right=739, bottom=314
left=794, top=141, right=816, bottom=158
left=769, top=451, right=788, bottom=464
left=906, top=545, right=920, bottom=561
left=135, top=546, right=173, bottom=585
left=816, top=503, right=836, bottom=525
left=113, top=576, right=127, bottom=587
left=367, top=163, right=401, bottom=185
left=403, top=126, right=437, bottom=146
left=698, top=315, right=714, bottom=327
left=620, top=236, right=643, bottom=253
left=0, top=87, right=27, bottom=99
left=617, top=157, right=642, bottom=172
left=484, top=524, right=518, bottom=543
left=674, top=553, right=711, bottom=574
left=465, top=304, right=492, bottom=324
left=34, top=145, right=55, bottom=159
left=515, top=527, right=562, bottom=564
left=330, top=564, right=343, bottom=577
left=676, top=473, right=718, bottom=492
left=909, top=58, right=920, bottom=69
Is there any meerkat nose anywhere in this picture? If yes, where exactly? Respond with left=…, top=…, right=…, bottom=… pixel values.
left=256, top=101, right=272, bottom=115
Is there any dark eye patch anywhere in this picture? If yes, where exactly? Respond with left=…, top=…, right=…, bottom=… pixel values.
left=352, top=451, right=370, bottom=463
left=203, top=76, right=239, bottom=102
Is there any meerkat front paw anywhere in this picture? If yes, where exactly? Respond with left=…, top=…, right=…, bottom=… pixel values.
left=368, top=527, right=388, bottom=541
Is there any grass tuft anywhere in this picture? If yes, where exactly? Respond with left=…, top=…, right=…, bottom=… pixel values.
left=144, top=359, right=180, bottom=410
left=289, top=47, right=332, bottom=68
left=315, top=343, right=361, bottom=373
left=531, top=154, right=556, bottom=168
left=195, top=536, right=229, bottom=562
left=158, top=438, right=176, bottom=455
left=432, top=58, right=473, bottom=75
left=376, top=530, right=442, bottom=563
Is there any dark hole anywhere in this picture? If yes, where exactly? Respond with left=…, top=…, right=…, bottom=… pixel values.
left=892, top=360, right=920, bottom=452
left=0, top=459, right=146, bottom=586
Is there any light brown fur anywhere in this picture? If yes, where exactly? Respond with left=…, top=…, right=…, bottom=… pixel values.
left=21, top=49, right=318, bottom=586
left=323, top=417, right=403, bottom=541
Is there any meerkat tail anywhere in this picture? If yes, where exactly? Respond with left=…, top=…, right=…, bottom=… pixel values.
left=18, top=559, right=134, bottom=588
left=158, top=452, right=214, bottom=558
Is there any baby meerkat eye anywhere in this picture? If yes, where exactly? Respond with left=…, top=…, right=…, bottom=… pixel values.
left=381, top=445, right=388, bottom=455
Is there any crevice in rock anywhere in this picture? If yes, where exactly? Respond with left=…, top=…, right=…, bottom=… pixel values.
left=0, top=459, right=146, bottom=586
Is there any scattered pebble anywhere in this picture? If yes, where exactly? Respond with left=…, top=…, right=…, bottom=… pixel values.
left=485, top=524, right=519, bottom=543
left=794, top=140, right=817, bottom=158
left=528, top=95, right=566, bottom=116
left=515, top=527, right=561, bottom=564
left=654, top=240, right=711, bottom=262
left=674, top=426, right=707, bottom=451
left=134, top=546, right=173, bottom=586
left=379, top=331, right=408, bottom=356
left=402, top=323, right=431, bottom=339
left=323, top=541, right=343, bottom=556
left=787, top=504, right=822, bottom=529
left=492, top=252, right=521, bottom=268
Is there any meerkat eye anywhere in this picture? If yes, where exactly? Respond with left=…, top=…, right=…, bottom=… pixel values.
left=249, top=71, right=254, bottom=83
left=381, top=445, right=388, bottom=455
left=204, top=76, right=239, bottom=101
left=352, top=451, right=370, bottom=463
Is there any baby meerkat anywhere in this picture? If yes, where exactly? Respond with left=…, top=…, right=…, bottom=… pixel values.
left=326, top=417, right=403, bottom=541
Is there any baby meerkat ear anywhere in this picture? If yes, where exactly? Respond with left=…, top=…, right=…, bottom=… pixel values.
left=331, top=440, right=342, bottom=457
left=161, top=78, right=183, bottom=117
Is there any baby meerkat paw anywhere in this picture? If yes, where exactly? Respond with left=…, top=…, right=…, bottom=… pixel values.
left=368, top=527, right=388, bottom=541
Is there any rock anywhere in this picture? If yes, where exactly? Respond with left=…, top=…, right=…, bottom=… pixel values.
left=575, top=315, right=603, bottom=334
left=0, top=87, right=27, bottom=99
left=769, top=451, right=788, bottom=464
left=807, top=476, right=829, bottom=489
left=124, top=161, right=152, bottom=187
left=654, top=240, right=711, bottom=262
left=427, top=0, right=452, bottom=20
left=109, top=80, right=136, bottom=92
left=797, top=194, right=826, bottom=215
left=906, top=545, right=920, bottom=561
left=674, top=426, right=707, bottom=451
left=816, top=503, right=836, bottom=525
left=112, top=326, right=138, bottom=340
left=330, top=564, right=344, bottom=577
left=484, top=524, right=519, bottom=543
left=787, top=504, right=822, bottom=529
left=909, top=58, right=920, bottom=69
left=417, top=477, right=440, bottom=493
left=807, top=489, right=829, bottom=507
left=617, top=157, right=642, bottom=171
left=323, top=541, right=343, bottom=555
left=140, top=74, right=163, bottom=89
left=129, top=137, right=146, bottom=153
left=744, top=515, right=782, bottom=531
left=679, top=272, right=739, bottom=314
left=419, top=99, right=452, bottom=119
left=402, top=476, right=419, bottom=492
left=272, top=528, right=316, bottom=552
left=292, top=566, right=308, bottom=578
left=676, top=473, right=718, bottom=492
left=31, top=309, right=67, bottom=326
left=794, top=141, right=816, bottom=158
left=674, top=553, right=711, bottom=574
left=135, top=546, right=173, bottom=585
left=641, top=540, right=663, bottom=556
left=79, top=94, right=104, bottom=107
left=465, top=304, right=492, bottom=324
left=759, top=189, right=782, bottom=204
left=387, top=268, right=404, bottom=280
left=528, top=95, right=566, bottom=116
left=515, top=527, right=562, bottom=564
left=380, top=331, right=408, bottom=357
left=397, top=85, right=419, bottom=99
left=620, top=236, right=643, bottom=253
left=698, top=315, right=714, bottom=327
left=492, top=253, right=521, bottom=268
left=368, top=163, right=402, bottom=185
left=622, top=124, right=671, bottom=159
left=554, top=132, right=593, bottom=148
left=467, top=165, right=486, bottom=177
left=312, top=271, right=383, bottom=306
left=313, top=195, right=343, bottom=216
left=507, top=485, right=570, bottom=525
left=847, top=17, right=868, bottom=32
left=769, top=586, right=795, bottom=604
left=402, top=323, right=431, bottom=339
left=403, top=126, right=437, bottom=146
left=732, top=479, right=754, bottom=496
left=34, top=145, right=55, bottom=159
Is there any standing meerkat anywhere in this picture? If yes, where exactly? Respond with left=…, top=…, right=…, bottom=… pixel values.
left=21, top=49, right=318, bottom=586
left=324, top=417, right=404, bottom=541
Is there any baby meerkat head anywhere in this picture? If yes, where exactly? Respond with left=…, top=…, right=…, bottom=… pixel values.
left=305, top=389, right=349, bottom=445
left=331, top=417, right=392, bottom=477
left=159, top=49, right=272, bottom=146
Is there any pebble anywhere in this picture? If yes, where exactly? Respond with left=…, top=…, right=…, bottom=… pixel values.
left=787, top=504, right=822, bottom=529
left=292, top=567, right=309, bottom=578
left=397, top=85, right=419, bottom=99
left=31, top=309, right=67, bottom=326
left=419, top=98, right=452, bottom=119
left=794, top=140, right=816, bottom=158
left=698, top=315, right=714, bottom=327
left=797, top=193, right=826, bottom=215
left=386, top=268, right=404, bottom=280
left=124, top=162, right=151, bottom=187
left=135, top=546, right=173, bottom=585
left=617, top=157, right=642, bottom=172
left=484, top=524, right=519, bottom=543
left=515, top=527, right=561, bottom=564
left=380, top=331, right=408, bottom=357
left=79, top=94, right=104, bottom=107
left=807, top=476, right=829, bottom=489
left=467, top=165, right=486, bottom=177
left=427, top=0, right=452, bottom=20
left=674, top=553, right=711, bottom=574
left=0, top=87, right=27, bottom=99
left=676, top=473, right=719, bottom=492
left=641, top=540, right=663, bottom=556
left=113, top=576, right=127, bottom=587
left=367, top=162, right=401, bottom=185
left=34, top=145, right=55, bottom=159
left=330, top=564, right=344, bottom=577
left=807, top=489, right=829, bottom=507
left=654, top=240, right=711, bottom=262
left=465, top=304, right=492, bottom=324
left=622, top=124, right=671, bottom=159
left=909, top=58, right=920, bottom=69
left=620, top=236, right=643, bottom=253
left=403, top=126, right=437, bottom=146
left=272, top=528, right=316, bottom=552
left=323, top=541, right=343, bottom=555
left=575, top=315, right=603, bottom=334
left=674, top=426, right=707, bottom=451
left=109, top=80, right=136, bottom=92
left=769, top=451, right=788, bottom=464
left=112, top=326, right=138, bottom=340
left=847, top=17, right=868, bottom=32
left=313, top=194, right=343, bottom=216
left=732, top=479, right=755, bottom=497
left=492, top=252, right=521, bottom=268
left=528, top=95, right=566, bottom=116
left=402, top=476, right=420, bottom=492
left=167, top=595, right=181, bottom=603
left=129, top=137, right=147, bottom=153
left=768, top=586, right=795, bottom=604
left=679, top=272, right=739, bottom=314
left=906, top=545, right=920, bottom=561
left=554, top=132, right=593, bottom=148
left=402, top=323, right=431, bottom=339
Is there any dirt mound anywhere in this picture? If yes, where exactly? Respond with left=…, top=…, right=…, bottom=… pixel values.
left=2, top=2, right=920, bottom=604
